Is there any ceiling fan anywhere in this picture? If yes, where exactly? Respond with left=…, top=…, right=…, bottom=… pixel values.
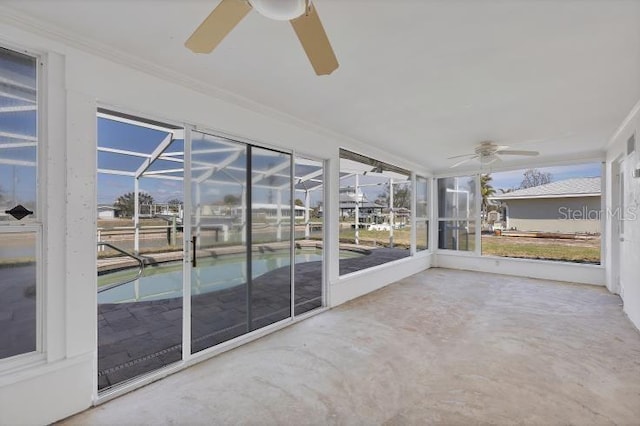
left=448, top=141, right=539, bottom=168
left=184, top=0, right=339, bottom=76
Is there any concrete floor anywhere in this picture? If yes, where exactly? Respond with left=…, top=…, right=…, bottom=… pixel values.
left=63, top=268, right=640, bottom=425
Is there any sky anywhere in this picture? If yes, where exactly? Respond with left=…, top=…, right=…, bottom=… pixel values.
left=98, top=118, right=303, bottom=207
left=96, top=117, right=602, bottom=209
left=97, top=117, right=183, bottom=205
left=488, top=162, right=602, bottom=191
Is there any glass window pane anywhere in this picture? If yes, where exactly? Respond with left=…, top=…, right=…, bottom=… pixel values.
left=251, top=147, right=291, bottom=329
left=294, top=157, right=324, bottom=316
left=416, top=220, right=428, bottom=251
left=0, top=231, right=37, bottom=359
left=0, top=47, right=37, bottom=222
left=338, top=149, right=411, bottom=275
left=416, top=176, right=429, bottom=218
left=96, top=114, right=184, bottom=391
left=481, top=164, right=602, bottom=264
left=438, top=220, right=475, bottom=251
left=437, top=176, right=476, bottom=219
left=191, top=132, right=247, bottom=353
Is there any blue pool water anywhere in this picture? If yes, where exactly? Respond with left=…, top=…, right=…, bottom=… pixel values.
left=98, top=248, right=361, bottom=304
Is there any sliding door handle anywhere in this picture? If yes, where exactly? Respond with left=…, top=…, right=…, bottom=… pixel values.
left=192, top=235, right=197, bottom=268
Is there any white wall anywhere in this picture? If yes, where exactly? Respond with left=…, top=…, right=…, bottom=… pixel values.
left=504, top=196, right=602, bottom=234
left=332, top=254, right=432, bottom=306
left=436, top=253, right=605, bottom=286
left=605, top=100, right=640, bottom=330
left=0, top=12, right=432, bottom=425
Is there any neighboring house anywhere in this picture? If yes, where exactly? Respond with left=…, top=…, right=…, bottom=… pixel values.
left=338, top=187, right=385, bottom=220
left=97, top=205, right=120, bottom=219
left=489, top=177, right=601, bottom=234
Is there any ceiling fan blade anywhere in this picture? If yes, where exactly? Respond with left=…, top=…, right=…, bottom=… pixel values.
left=447, top=153, right=477, bottom=160
left=451, top=155, right=479, bottom=168
left=185, top=0, right=252, bottom=54
left=485, top=155, right=502, bottom=165
left=290, top=2, right=339, bottom=75
left=496, top=149, right=539, bottom=156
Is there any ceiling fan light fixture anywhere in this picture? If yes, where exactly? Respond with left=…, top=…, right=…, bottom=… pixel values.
left=480, top=154, right=499, bottom=165
left=248, top=0, right=307, bottom=21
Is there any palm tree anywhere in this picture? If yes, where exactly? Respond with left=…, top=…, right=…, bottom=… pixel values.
left=480, top=174, right=495, bottom=221
left=113, top=192, right=154, bottom=218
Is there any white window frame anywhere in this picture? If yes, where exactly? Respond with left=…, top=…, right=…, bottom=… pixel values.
left=436, top=174, right=479, bottom=254
left=414, top=174, right=430, bottom=253
left=0, top=42, right=46, bottom=371
left=291, top=153, right=327, bottom=313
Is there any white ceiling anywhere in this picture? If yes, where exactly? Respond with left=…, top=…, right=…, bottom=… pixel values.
left=4, top=0, right=640, bottom=172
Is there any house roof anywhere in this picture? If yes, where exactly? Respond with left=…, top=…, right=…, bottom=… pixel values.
left=489, top=177, right=601, bottom=200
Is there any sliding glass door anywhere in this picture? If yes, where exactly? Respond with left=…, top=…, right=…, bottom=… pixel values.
left=249, top=147, right=292, bottom=330
left=96, top=122, right=305, bottom=391
left=189, top=132, right=248, bottom=352
left=188, top=132, right=292, bottom=354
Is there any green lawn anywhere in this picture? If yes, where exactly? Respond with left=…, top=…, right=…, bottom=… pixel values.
left=481, top=236, right=600, bottom=264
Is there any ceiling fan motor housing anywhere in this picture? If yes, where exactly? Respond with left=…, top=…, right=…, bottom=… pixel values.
left=248, top=0, right=307, bottom=20
left=475, top=141, right=498, bottom=156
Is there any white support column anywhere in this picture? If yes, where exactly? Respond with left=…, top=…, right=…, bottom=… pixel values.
left=304, top=190, right=311, bottom=239
left=389, top=178, right=394, bottom=248
left=354, top=174, right=360, bottom=245
left=134, top=178, right=140, bottom=253
left=600, top=161, right=607, bottom=269
left=430, top=177, right=437, bottom=252
left=475, top=173, right=482, bottom=255
left=325, top=157, right=339, bottom=305
left=182, top=126, right=193, bottom=360
left=170, top=216, right=177, bottom=246
left=195, top=183, right=201, bottom=249
left=241, top=186, right=247, bottom=244
left=410, top=172, right=417, bottom=255
left=276, top=189, right=282, bottom=241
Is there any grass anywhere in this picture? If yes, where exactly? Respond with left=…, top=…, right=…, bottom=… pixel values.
left=98, top=218, right=169, bottom=228
left=96, top=222, right=600, bottom=264
left=0, top=258, right=36, bottom=268
left=481, top=235, right=600, bottom=264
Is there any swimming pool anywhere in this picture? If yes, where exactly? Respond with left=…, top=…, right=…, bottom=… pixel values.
left=98, top=248, right=363, bottom=304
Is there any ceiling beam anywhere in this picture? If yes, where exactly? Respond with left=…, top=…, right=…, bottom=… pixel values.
left=195, top=150, right=243, bottom=184
left=135, top=133, right=174, bottom=178
left=0, top=105, right=37, bottom=113
left=98, top=168, right=136, bottom=177
left=98, top=146, right=151, bottom=158
left=98, top=111, right=180, bottom=135
left=0, top=142, right=37, bottom=149
left=0, top=158, right=36, bottom=167
left=0, top=131, right=37, bottom=142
